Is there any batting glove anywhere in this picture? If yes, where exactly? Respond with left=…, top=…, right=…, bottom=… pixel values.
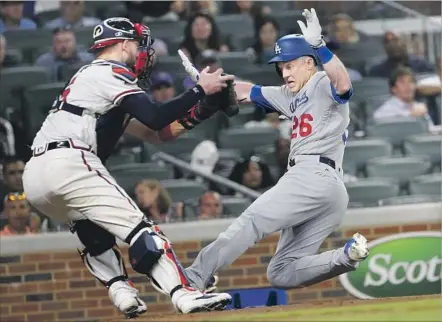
left=178, top=49, right=200, bottom=82
left=297, top=8, right=325, bottom=48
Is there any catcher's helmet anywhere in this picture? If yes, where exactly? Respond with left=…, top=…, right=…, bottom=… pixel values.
left=89, top=17, right=155, bottom=86
left=268, top=34, right=318, bottom=65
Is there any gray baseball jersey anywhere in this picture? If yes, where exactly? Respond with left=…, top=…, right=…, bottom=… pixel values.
left=250, top=71, right=350, bottom=166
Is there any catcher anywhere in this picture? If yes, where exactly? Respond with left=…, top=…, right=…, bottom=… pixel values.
left=23, top=17, right=239, bottom=319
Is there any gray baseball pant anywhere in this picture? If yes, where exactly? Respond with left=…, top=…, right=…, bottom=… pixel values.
left=185, top=156, right=358, bottom=290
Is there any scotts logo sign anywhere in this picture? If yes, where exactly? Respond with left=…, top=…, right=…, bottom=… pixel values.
left=339, top=231, right=441, bottom=299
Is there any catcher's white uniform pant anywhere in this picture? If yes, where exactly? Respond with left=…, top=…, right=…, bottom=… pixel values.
left=23, top=147, right=143, bottom=241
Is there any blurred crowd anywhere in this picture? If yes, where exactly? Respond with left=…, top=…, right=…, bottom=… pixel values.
left=0, top=1, right=441, bottom=235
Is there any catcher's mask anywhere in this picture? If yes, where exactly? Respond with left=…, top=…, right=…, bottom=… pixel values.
left=89, top=17, right=155, bottom=88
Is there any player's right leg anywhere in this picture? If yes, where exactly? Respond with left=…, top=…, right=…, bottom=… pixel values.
left=23, top=149, right=231, bottom=315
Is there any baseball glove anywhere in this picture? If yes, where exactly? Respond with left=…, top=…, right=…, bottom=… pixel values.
left=219, top=78, right=239, bottom=117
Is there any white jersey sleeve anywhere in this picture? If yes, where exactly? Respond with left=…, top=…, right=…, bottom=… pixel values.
left=249, top=84, right=294, bottom=118
left=96, top=64, right=145, bottom=106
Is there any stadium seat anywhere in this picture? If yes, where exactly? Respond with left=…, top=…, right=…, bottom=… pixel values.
left=236, top=67, right=283, bottom=86
left=218, top=127, right=279, bottom=157
left=110, top=163, right=174, bottom=192
left=59, top=62, right=86, bottom=82
left=217, top=52, right=255, bottom=75
left=343, top=139, right=392, bottom=174
left=4, top=49, right=23, bottom=67
left=273, top=11, right=303, bottom=34
left=228, top=104, right=256, bottom=128
left=183, top=202, right=198, bottom=221
left=352, top=78, right=389, bottom=103
left=24, top=82, right=64, bottom=114
left=160, top=179, right=207, bottom=202
left=379, top=195, right=441, bottom=206
left=346, top=179, right=400, bottom=206
left=409, top=174, right=442, bottom=196
left=106, top=153, right=139, bottom=168
left=254, top=145, right=277, bottom=166
left=74, top=28, right=95, bottom=48
left=155, top=56, right=186, bottom=76
left=365, top=117, right=428, bottom=148
left=4, top=29, right=53, bottom=61
left=215, top=14, right=255, bottom=38
left=0, top=66, right=51, bottom=92
left=366, top=156, right=432, bottom=186
left=223, top=197, right=252, bottom=217
left=154, top=133, right=202, bottom=157
left=147, top=20, right=187, bottom=41
left=404, top=134, right=442, bottom=166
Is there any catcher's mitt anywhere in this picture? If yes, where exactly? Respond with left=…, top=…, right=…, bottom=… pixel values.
left=219, top=78, right=239, bottom=117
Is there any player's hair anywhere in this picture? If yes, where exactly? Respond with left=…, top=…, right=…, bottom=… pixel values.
left=389, top=66, right=416, bottom=89
left=251, top=16, right=280, bottom=64
left=136, top=179, right=172, bottom=215
left=179, top=12, right=223, bottom=62
left=2, top=156, right=24, bottom=175
left=228, top=156, right=275, bottom=193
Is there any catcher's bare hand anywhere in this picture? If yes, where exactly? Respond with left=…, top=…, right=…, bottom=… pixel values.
left=197, top=67, right=235, bottom=95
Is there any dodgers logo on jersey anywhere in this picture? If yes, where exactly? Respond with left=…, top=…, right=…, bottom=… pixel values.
left=274, top=43, right=282, bottom=55
left=290, top=92, right=309, bottom=113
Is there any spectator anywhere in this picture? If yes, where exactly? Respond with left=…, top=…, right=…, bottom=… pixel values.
left=126, top=1, right=184, bottom=23
left=185, top=1, right=218, bottom=17
left=1, top=156, right=24, bottom=194
left=44, top=0, right=100, bottom=30
left=0, top=1, right=36, bottom=32
left=374, top=67, right=431, bottom=122
left=190, top=140, right=219, bottom=176
left=328, top=14, right=367, bottom=45
left=29, top=212, right=41, bottom=233
left=197, top=191, right=223, bottom=220
left=228, top=156, right=274, bottom=194
left=368, top=31, right=435, bottom=78
left=35, top=26, right=94, bottom=81
left=134, top=179, right=182, bottom=223
left=247, top=16, right=280, bottom=65
left=150, top=72, right=176, bottom=103
left=0, top=34, right=5, bottom=70
left=179, top=12, right=229, bottom=63
left=0, top=192, right=33, bottom=236
left=417, top=56, right=441, bottom=124
left=222, top=1, right=271, bottom=23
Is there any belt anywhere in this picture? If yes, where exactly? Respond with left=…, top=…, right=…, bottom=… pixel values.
left=58, top=103, right=101, bottom=119
left=289, top=155, right=336, bottom=169
left=32, top=139, right=93, bottom=157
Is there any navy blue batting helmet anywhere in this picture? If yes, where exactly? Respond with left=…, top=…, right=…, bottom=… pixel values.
left=268, top=34, right=318, bottom=65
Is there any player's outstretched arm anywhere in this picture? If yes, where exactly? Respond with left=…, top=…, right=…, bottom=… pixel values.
left=297, top=8, right=352, bottom=95
left=125, top=119, right=191, bottom=144
left=120, top=68, right=234, bottom=132
left=233, top=81, right=255, bottom=103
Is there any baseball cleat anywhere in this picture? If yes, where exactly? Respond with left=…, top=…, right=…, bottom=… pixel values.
left=344, top=233, right=369, bottom=261
left=108, top=281, right=147, bottom=319
left=172, top=288, right=231, bottom=314
left=205, top=274, right=219, bottom=293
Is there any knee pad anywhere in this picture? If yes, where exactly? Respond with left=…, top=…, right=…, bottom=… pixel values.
left=129, top=229, right=163, bottom=275
left=74, top=220, right=116, bottom=256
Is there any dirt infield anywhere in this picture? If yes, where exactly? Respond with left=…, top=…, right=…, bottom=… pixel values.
left=107, top=294, right=440, bottom=322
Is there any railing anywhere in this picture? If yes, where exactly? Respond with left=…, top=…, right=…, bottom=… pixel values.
left=379, top=1, right=441, bottom=64
left=151, top=151, right=262, bottom=200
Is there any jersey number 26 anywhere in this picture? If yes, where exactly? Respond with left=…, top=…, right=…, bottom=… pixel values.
left=291, top=113, right=313, bottom=139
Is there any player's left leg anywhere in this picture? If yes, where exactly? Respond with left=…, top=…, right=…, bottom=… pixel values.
left=266, top=191, right=369, bottom=289
left=72, top=219, right=147, bottom=319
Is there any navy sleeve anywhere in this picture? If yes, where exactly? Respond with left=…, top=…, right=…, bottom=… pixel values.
left=330, top=82, right=353, bottom=104
left=249, top=85, right=277, bottom=114
left=120, top=85, right=205, bottom=131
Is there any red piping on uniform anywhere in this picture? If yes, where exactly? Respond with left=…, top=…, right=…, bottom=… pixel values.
left=80, top=151, right=137, bottom=210
left=113, top=89, right=144, bottom=104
